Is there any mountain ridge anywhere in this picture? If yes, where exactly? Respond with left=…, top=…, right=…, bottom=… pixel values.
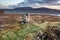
left=0, top=7, right=60, bottom=14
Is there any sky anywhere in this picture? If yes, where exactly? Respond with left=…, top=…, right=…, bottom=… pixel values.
left=0, top=0, right=24, bottom=6
left=0, top=0, right=60, bottom=9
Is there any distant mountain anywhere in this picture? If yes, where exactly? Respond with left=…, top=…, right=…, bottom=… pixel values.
left=15, top=7, right=33, bottom=10
left=0, top=7, right=59, bottom=14
left=14, top=7, right=60, bottom=11
left=14, top=7, right=60, bottom=14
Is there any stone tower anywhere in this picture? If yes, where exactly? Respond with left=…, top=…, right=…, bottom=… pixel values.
left=23, top=13, right=30, bottom=22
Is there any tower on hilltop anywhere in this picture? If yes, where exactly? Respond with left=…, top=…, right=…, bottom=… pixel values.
left=23, top=13, right=30, bottom=22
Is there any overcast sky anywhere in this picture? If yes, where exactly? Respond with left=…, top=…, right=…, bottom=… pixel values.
left=0, top=0, right=60, bottom=9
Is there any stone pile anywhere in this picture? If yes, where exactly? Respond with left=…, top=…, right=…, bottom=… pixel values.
left=35, top=26, right=60, bottom=40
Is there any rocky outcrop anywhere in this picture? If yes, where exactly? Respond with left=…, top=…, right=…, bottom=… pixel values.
left=35, top=26, right=60, bottom=40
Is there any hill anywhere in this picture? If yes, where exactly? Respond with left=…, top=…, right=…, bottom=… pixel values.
left=14, top=7, right=60, bottom=14
left=0, top=7, right=60, bottom=14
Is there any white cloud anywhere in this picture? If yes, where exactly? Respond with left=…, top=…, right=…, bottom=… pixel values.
left=44, top=6, right=60, bottom=10
left=0, top=0, right=60, bottom=9
left=0, top=0, right=24, bottom=7
left=57, top=1, right=60, bottom=3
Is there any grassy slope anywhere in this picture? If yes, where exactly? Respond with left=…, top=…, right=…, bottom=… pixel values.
left=1, top=22, right=45, bottom=40
left=1, top=22, right=60, bottom=40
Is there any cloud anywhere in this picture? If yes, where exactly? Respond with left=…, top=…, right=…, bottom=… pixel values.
left=26, top=0, right=59, bottom=4
left=0, top=0, right=60, bottom=9
left=44, top=6, right=60, bottom=10
left=16, top=0, right=60, bottom=7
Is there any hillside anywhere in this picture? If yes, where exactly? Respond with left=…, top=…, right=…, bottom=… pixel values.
left=0, top=13, right=60, bottom=28
left=0, top=7, right=60, bottom=40
left=0, top=22, right=44, bottom=40
left=1, top=21, right=60, bottom=40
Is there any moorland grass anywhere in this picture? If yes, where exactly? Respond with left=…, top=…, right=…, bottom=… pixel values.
left=1, top=22, right=60, bottom=40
